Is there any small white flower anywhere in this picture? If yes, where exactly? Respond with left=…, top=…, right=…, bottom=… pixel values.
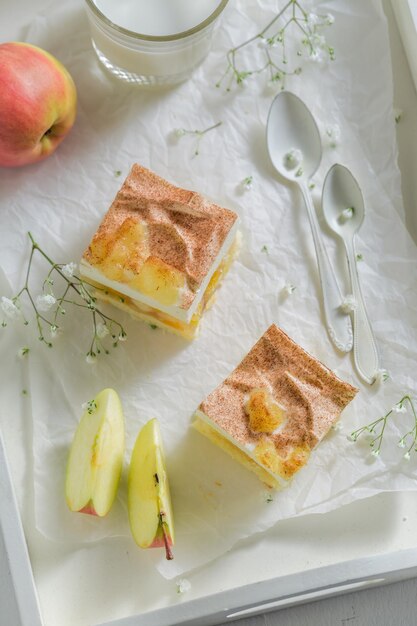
left=17, top=347, right=30, bottom=358
left=310, top=50, right=324, bottom=63
left=325, top=13, right=335, bottom=25
left=339, top=207, right=354, bottom=223
left=332, top=422, right=343, bottom=432
left=62, top=262, right=77, bottom=279
left=393, top=403, right=407, bottom=413
left=375, top=369, right=389, bottom=384
left=307, top=12, right=320, bottom=27
left=257, top=37, right=269, bottom=50
left=1, top=296, right=20, bottom=319
left=86, top=352, right=97, bottom=364
left=36, top=294, right=56, bottom=311
left=282, top=282, right=296, bottom=296
left=398, top=439, right=406, bottom=448
left=174, top=128, right=186, bottom=138
left=96, top=323, right=109, bottom=339
left=371, top=449, right=380, bottom=458
left=264, top=491, right=274, bottom=503
left=326, top=124, right=341, bottom=148
left=309, top=46, right=327, bottom=65
left=50, top=325, right=62, bottom=339
left=311, top=33, right=326, bottom=49
left=118, top=332, right=127, bottom=342
left=404, top=452, right=411, bottom=461
left=340, top=295, right=357, bottom=314
left=240, top=176, right=253, bottom=191
left=347, top=433, right=357, bottom=442
left=283, top=148, right=303, bottom=171
left=176, top=579, right=191, bottom=594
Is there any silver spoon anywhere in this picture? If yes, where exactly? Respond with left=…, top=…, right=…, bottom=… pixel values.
left=322, top=163, right=379, bottom=384
left=266, top=91, right=353, bottom=352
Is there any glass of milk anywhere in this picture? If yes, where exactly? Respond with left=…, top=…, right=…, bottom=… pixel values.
left=84, top=0, right=230, bottom=85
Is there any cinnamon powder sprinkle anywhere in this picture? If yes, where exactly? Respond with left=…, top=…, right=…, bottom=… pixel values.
left=199, top=325, right=358, bottom=479
left=83, top=164, right=238, bottom=309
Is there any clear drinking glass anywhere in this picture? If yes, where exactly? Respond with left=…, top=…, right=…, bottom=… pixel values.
left=84, top=0, right=230, bottom=85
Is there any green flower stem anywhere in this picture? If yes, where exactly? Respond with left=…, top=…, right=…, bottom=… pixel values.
left=399, top=395, right=417, bottom=454
left=53, top=283, right=71, bottom=324
left=221, top=0, right=294, bottom=85
left=6, top=232, right=127, bottom=359
left=351, top=394, right=417, bottom=457
left=179, top=121, right=223, bottom=156
left=217, top=0, right=334, bottom=90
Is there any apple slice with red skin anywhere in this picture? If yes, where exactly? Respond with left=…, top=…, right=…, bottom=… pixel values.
left=65, top=388, right=125, bottom=517
left=128, top=419, right=175, bottom=560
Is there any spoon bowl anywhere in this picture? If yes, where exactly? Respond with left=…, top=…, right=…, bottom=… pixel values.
left=266, top=91, right=322, bottom=182
left=322, top=163, right=379, bottom=384
left=322, top=163, right=365, bottom=238
left=266, top=91, right=352, bottom=353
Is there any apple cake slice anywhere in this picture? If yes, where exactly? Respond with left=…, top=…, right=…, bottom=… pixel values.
left=193, top=325, right=358, bottom=489
left=80, top=164, right=240, bottom=339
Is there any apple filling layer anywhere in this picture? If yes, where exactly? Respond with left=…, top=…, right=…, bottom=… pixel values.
left=193, top=412, right=285, bottom=489
left=194, top=325, right=358, bottom=489
left=81, top=163, right=240, bottom=337
left=83, top=233, right=240, bottom=339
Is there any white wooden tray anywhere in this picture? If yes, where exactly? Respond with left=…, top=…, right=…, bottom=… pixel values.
left=3, top=426, right=417, bottom=626
left=0, top=432, right=42, bottom=626
left=2, top=2, right=417, bottom=625
left=392, top=0, right=417, bottom=92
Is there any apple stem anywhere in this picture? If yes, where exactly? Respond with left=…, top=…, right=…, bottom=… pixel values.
left=160, top=516, right=174, bottom=560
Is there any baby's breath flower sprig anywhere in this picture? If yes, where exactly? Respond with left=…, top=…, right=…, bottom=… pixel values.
left=241, top=175, right=253, bottom=190
left=350, top=395, right=417, bottom=459
left=375, top=369, right=389, bottom=384
left=216, top=0, right=335, bottom=92
left=17, top=347, right=30, bottom=359
left=173, top=121, right=222, bottom=156
left=282, top=282, right=296, bottom=296
left=1, top=232, right=127, bottom=361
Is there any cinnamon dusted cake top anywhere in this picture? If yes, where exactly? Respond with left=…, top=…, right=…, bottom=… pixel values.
left=82, top=164, right=238, bottom=312
left=199, top=324, right=358, bottom=478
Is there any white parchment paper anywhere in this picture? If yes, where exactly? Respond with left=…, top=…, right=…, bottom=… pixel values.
left=0, top=0, right=416, bottom=579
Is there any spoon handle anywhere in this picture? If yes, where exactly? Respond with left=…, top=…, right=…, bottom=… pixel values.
left=299, top=183, right=353, bottom=352
left=345, top=238, right=379, bottom=384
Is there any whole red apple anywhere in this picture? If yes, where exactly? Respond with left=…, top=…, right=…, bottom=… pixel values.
left=0, top=42, right=77, bottom=167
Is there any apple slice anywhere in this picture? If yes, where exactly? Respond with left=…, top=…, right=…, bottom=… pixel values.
left=128, top=418, right=175, bottom=560
left=65, top=388, right=125, bottom=517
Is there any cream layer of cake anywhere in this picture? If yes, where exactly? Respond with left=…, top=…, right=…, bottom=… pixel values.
left=81, top=233, right=240, bottom=339
left=193, top=325, right=358, bottom=489
left=80, top=164, right=239, bottom=337
left=80, top=224, right=239, bottom=323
